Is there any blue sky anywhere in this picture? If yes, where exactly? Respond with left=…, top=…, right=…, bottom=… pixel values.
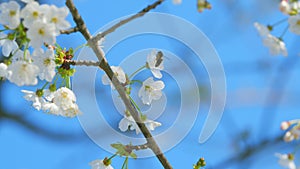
left=1, top=0, right=300, bottom=169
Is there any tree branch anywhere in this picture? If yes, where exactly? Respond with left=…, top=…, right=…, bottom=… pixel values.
left=60, top=27, right=79, bottom=35
left=65, top=0, right=172, bottom=168
left=126, top=143, right=149, bottom=151
left=92, top=0, right=164, bottom=42
left=66, top=60, right=100, bottom=67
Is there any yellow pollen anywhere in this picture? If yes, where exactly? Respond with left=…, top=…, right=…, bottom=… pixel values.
left=38, top=28, right=45, bottom=35
left=51, top=17, right=58, bottom=23
left=297, top=20, right=300, bottom=25
left=32, top=11, right=39, bottom=18
left=145, top=85, right=152, bottom=92
left=61, top=92, right=68, bottom=98
left=9, top=10, right=16, bottom=16
left=44, top=58, right=51, bottom=66
left=22, top=64, right=27, bottom=69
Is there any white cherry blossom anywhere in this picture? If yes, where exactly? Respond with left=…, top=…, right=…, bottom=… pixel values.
left=0, top=63, right=8, bottom=78
left=26, top=20, right=56, bottom=49
left=21, top=89, right=46, bottom=111
left=290, top=1, right=300, bottom=11
left=44, top=5, right=70, bottom=33
left=11, top=49, right=31, bottom=62
left=7, top=60, right=39, bottom=86
left=279, top=0, right=291, bottom=15
left=146, top=118, right=162, bottom=131
left=119, top=115, right=139, bottom=133
left=20, top=1, right=45, bottom=28
left=0, top=1, right=20, bottom=29
left=138, top=77, right=165, bottom=105
left=0, top=32, right=18, bottom=57
left=263, top=34, right=288, bottom=56
left=254, top=22, right=270, bottom=38
left=102, top=66, right=126, bottom=88
left=43, top=87, right=81, bottom=117
left=288, top=15, right=300, bottom=35
left=90, top=159, right=114, bottom=169
left=32, top=48, right=56, bottom=82
left=119, top=115, right=161, bottom=134
left=275, top=153, right=296, bottom=169
left=146, top=50, right=164, bottom=79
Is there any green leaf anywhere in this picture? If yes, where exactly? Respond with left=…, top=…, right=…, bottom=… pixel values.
left=130, top=152, right=137, bottom=159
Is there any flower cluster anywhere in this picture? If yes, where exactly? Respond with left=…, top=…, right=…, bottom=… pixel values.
left=0, top=1, right=81, bottom=118
left=0, top=0, right=71, bottom=85
left=22, top=87, right=81, bottom=117
left=275, top=120, right=300, bottom=169
left=254, top=0, right=300, bottom=56
left=279, top=0, right=300, bottom=15
left=102, top=50, right=165, bottom=134
left=275, top=153, right=297, bottom=169
left=281, top=119, right=300, bottom=142
left=254, top=22, right=288, bottom=56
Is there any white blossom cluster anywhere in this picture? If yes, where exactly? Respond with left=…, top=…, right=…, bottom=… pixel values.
left=281, top=119, right=300, bottom=142
left=22, top=87, right=82, bottom=117
left=279, top=0, right=300, bottom=35
left=254, top=22, right=288, bottom=56
left=274, top=120, right=300, bottom=169
left=0, top=0, right=70, bottom=84
left=254, top=0, right=300, bottom=56
left=102, top=50, right=165, bottom=134
left=0, top=1, right=81, bottom=117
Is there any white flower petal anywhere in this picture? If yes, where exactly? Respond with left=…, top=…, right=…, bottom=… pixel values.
left=0, top=63, right=8, bottom=77
left=138, top=77, right=164, bottom=105
left=2, top=39, right=18, bottom=57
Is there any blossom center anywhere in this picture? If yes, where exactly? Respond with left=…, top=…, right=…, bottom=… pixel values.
left=32, top=11, right=39, bottom=18
left=297, top=20, right=300, bottom=26
left=38, top=28, right=45, bottom=35
left=43, top=58, right=51, bottom=66
left=20, top=64, right=27, bottom=72
left=51, top=17, right=58, bottom=23
left=145, top=85, right=152, bottom=92
left=61, top=91, right=68, bottom=99
left=9, top=10, right=16, bottom=17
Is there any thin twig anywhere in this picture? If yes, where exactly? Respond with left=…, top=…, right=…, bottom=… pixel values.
left=60, top=26, right=79, bottom=35
left=66, top=60, right=100, bottom=66
left=65, top=0, right=172, bottom=168
left=92, top=0, right=164, bottom=42
left=126, top=143, right=149, bottom=151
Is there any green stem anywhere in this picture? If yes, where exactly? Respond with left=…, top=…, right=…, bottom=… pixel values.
left=279, top=25, right=289, bottom=39
left=129, top=96, right=142, bottom=113
left=271, top=18, right=288, bottom=27
left=41, top=82, right=49, bottom=90
left=23, top=43, right=29, bottom=60
left=108, top=154, right=117, bottom=161
left=129, top=65, right=146, bottom=79
left=65, top=77, right=71, bottom=89
left=121, top=157, right=128, bottom=169
left=130, top=80, right=143, bottom=85
left=73, top=43, right=88, bottom=54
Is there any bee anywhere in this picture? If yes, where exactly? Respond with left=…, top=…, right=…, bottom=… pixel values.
left=155, top=51, right=163, bottom=67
